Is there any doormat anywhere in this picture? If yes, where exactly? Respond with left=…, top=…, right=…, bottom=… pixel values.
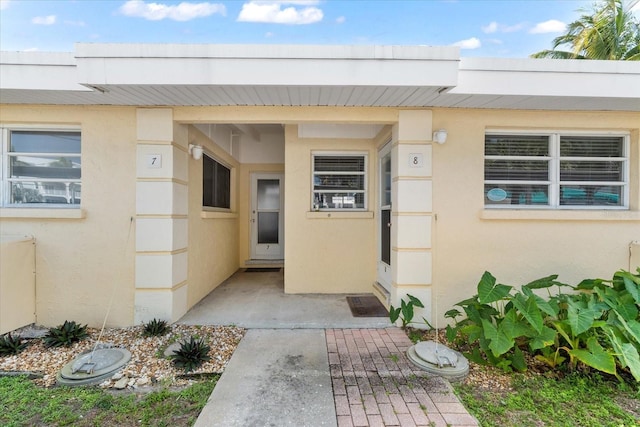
left=346, top=296, right=388, bottom=318
left=244, top=268, right=281, bottom=273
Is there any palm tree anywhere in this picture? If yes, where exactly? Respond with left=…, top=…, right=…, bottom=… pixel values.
left=531, top=0, right=640, bottom=60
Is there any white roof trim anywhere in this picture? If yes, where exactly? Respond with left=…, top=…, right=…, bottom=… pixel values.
left=1, top=43, right=639, bottom=111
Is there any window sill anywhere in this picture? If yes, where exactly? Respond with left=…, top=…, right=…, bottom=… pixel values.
left=306, top=211, right=374, bottom=219
left=0, top=208, right=86, bottom=219
left=480, top=209, right=639, bottom=222
left=201, top=211, right=238, bottom=219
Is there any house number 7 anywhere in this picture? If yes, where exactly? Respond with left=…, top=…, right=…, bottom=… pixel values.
left=409, top=153, right=423, bottom=168
left=146, top=154, right=162, bottom=169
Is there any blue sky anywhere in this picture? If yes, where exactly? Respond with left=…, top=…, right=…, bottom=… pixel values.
left=1, top=0, right=639, bottom=57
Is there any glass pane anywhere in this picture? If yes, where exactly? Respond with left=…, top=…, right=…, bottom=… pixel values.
left=485, top=135, right=549, bottom=156
left=484, top=160, right=548, bottom=181
left=560, top=136, right=623, bottom=157
left=314, top=156, right=364, bottom=172
left=10, top=181, right=80, bottom=204
left=10, top=156, right=81, bottom=179
left=258, top=212, right=279, bottom=244
left=203, top=155, right=230, bottom=209
left=560, top=161, right=623, bottom=182
left=484, top=184, right=549, bottom=205
left=381, top=153, right=391, bottom=206
left=381, top=209, right=391, bottom=265
left=314, top=174, right=364, bottom=191
left=10, top=131, right=81, bottom=153
left=560, top=185, right=622, bottom=206
left=313, top=192, right=365, bottom=209
left=257, top=179, right=280, bottom=210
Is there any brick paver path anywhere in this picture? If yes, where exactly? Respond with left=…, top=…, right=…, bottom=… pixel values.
left=326, top=329, right=479, bottom=427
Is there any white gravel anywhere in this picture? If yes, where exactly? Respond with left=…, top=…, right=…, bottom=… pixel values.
left=1, top=324, right=245, bottom=389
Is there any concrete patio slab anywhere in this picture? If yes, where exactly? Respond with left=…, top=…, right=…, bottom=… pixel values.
left=178, top=270, right=392, bottom=329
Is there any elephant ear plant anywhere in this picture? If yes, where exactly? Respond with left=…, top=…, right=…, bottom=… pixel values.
left=444, top=269, right=640, bottom=382
left=389, top=294, right=425, bottom=329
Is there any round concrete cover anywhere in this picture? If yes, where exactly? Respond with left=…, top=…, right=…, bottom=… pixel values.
left=57, top=348, right=131, bottom=386
left=407, top=340, right=469, bottom=382
left=414, top=340, right=460, bottom=367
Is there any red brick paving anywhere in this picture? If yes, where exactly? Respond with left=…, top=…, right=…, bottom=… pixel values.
left=326, top=329, right=478, bottom=427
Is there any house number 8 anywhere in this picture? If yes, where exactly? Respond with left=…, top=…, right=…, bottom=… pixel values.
left=409, top=153, right=423, bottom=168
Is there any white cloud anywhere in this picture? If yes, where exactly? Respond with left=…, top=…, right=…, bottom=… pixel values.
left=237, top=1, right=323, bottom=24
left=24, top=47, right=39, bottom=52
left=64, top=20, right=86, bottom=27
left=482, top=21, right=498, bottom=34
left=453, top=37, right=481, bottom=50
left=0, top=0, right=10, bottom=11
left=529, top=19, right=566, bottom=34
left=119, top=0, right=226, bottom=21
left=336, top=16, right=345, bottom=24
left=32, top=15, right=56, bottom=25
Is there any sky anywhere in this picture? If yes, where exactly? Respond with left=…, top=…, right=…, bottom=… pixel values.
left=1, top=0, right=639, bottom=58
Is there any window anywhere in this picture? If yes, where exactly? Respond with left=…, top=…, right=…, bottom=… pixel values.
left=1, top=128, right=81, bottom=207
left=203, top=154, right=230, bottom=209
left=484, top=133, right=628, bottom=209
left=312, top=153, right=367, bottom=210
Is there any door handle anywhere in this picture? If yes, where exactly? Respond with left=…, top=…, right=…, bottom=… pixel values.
left=387, top=222, right=392, bottom=228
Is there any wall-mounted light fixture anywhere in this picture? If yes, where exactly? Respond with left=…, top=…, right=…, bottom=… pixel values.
left=433, top=129, right=448, bottom=145
left=188, top=143, right=203, bottom=160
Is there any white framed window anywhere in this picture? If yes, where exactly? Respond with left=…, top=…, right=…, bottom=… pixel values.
left=312, top=152, right=367, bottom=211
left=1, top=126, right=81, bottom=207
left=484, top=131, right=628, bottom=209
left=202, top=153, right=231, bottom=209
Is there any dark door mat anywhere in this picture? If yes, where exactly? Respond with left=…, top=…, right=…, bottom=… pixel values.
left=244, top=268, right=282, bottom=273
left=347, top=296, right=389, bottom=317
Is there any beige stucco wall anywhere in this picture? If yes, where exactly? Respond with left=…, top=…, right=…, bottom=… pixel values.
left=430, top=108, right=640, bottom=321
left=283, top=124, right=378, bottom=294
left=0, top=105, right=137, bottom=327
left=186, top=126, right=240, bottom=307
left=0, top=235, right=35, bottom=334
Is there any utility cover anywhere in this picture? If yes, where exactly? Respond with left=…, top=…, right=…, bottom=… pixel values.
left=57, top=348, right=131, bottom=386
left=407, top=340, right=469, bottom=382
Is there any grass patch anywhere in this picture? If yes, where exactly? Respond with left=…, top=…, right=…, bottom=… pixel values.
left=454, top=372, right=640, bottom=427
left=0, top=375, right=218, bottom=427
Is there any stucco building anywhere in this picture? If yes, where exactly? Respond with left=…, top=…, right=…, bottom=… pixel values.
left=1, top=43, right=638, bottom=331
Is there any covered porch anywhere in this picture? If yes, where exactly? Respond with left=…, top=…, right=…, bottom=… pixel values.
left=177, top=269, right=392, bottom=329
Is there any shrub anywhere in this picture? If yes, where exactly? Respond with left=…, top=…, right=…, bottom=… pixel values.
left=43, top=320, right=88, bottom=348
left=0, top=333, right=28, bottom=356
left=142, top=318, right=169, bottom=337
left=389, top=294, right=425, bottom=329
left=445, top=269, right=640, bottom=381
left=171, top=337, right=211, bottom=372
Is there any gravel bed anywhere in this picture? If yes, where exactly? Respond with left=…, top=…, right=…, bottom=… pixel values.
left=1, top=324, right=245, bottom=389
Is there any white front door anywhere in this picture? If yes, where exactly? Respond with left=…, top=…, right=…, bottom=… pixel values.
left=377, top=143, right=392, bottom=290
left=250, top=173, right=284, bottom=260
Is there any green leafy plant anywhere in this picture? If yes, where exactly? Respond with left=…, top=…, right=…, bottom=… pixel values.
left=445, top=269, right=640, bottom=381
left=389, top=294, right=425, bottom=329
left=171, top=337, right=211, bottom=372
left=142, top=318, right=169, bottom=337
left=0, top=333, right=28, bottom=356
left=43, top=320, right=88, bottom=348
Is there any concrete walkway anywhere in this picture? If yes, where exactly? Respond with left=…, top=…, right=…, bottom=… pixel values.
left=195, top=328, right=478, bottom=427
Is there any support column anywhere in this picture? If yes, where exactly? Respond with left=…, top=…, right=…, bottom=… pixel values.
left=391, top=110, right=434, bottom=326
left=134, top=108, right=189, bottom=324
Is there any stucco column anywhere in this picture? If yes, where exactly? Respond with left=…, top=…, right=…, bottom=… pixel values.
left=134, top=108, right=189, bottom=324
left=391, top=110, right=434, bottom=326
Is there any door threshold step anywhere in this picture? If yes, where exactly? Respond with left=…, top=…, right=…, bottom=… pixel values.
left=245, top=259, right=284, bottom=266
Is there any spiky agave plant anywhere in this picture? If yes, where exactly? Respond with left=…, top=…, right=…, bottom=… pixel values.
left=43, top=320, right=88, bottom=348
left=142, top=318, right=169, bottom=337
left=0, top=333, right=28, bottom=356
left=171, top=336, right=211, bottom=372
